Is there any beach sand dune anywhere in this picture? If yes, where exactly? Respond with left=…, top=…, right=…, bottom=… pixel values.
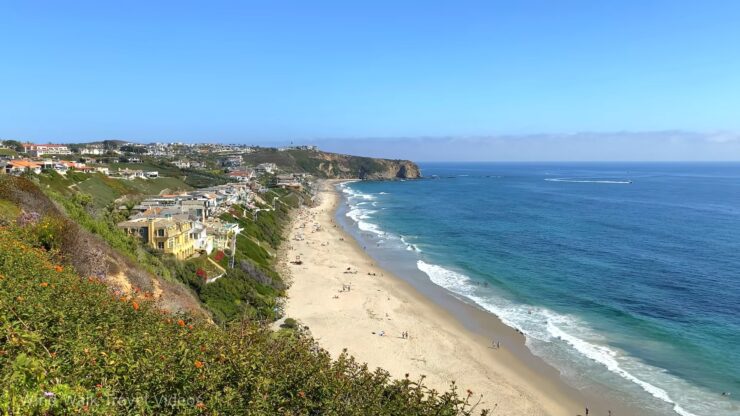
left=281, top=180, right=605, bottom=416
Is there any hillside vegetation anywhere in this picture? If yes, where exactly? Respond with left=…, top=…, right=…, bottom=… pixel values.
left=5, top=171, right=311, bottom=326
left=0, top=211, right=482, bottom=415
left=0, top=175, right=205, bottom=316
left=35, top=170, right=193, bottom=210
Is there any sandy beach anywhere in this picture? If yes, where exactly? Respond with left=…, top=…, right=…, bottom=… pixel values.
left=280, top=180, right=620, bottom=416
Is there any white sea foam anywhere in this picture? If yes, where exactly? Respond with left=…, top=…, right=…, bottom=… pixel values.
left=546, top=319, right=699, bottom=416
left=416, top=260, right=712, bottom=416
left=545, top=178, right=632, bottom=184
left=417, top=261, right=476, bottom=296
left=400, top=236, right=422, bottom=252
left=342, top=185, right=384, bottom=236
left=346, top=206, right=383, bottom=235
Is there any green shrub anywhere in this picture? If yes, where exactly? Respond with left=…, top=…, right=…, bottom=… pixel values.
left=280, top=318, right=299, bottom=330
left=0, top=227, right=484, bottom=415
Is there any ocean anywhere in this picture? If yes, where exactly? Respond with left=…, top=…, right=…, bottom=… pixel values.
left=337, top=162, right=740, bottom=416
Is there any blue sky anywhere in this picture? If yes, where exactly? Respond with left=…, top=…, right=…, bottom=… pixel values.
left=2, top=1, right=740, bottom=160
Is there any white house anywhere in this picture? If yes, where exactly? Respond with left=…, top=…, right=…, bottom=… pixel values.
left=22, top=143, right=72, bottom=157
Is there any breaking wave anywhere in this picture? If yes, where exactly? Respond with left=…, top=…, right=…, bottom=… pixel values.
left=545, top=178, right=632, bottom=184
left=416, top=260, right=709, bottom=416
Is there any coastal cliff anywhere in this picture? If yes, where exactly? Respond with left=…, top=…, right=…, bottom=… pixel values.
left=242, top=148, right=422, bottom=180
left=314, top=152, right=421, bottom=180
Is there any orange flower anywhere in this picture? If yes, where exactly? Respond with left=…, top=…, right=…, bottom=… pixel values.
left=54, top=265, right=63, bottom=272
left=177, top=319, right=185, bottom=327
left=194, top=360, right=204, bottom=368
left=195, top=402, right=205, bottom=410
left=298, top=391, right=306, bottom=398
left=132, top=301, right=140, bottom=311
left=39, top=282, right=49, bottom=287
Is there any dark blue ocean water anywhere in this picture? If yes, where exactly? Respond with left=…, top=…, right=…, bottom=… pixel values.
left=340, top=163, right=740, bottom=416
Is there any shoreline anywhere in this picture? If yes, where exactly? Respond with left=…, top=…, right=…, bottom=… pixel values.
left=281, top=180, right=632, bottom=415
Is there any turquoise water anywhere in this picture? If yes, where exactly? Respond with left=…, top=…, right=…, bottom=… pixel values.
left=339, top=162, right=740, bottom=416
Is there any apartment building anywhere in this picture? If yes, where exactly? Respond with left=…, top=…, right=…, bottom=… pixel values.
left=22, top=143, right=72, bottom=157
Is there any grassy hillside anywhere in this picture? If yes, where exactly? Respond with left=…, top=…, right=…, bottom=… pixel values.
left=14, top=171, right=306, bottom=324
left=35, top=171, right=192, bottom=210
left=0, top=175, right=205, bottom=316
left=108, top=159, right=231, bottom=188
left=0, top=217, right=482, bottom=415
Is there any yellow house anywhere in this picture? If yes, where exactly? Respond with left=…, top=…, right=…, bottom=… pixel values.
left=118, top=217, right=195, bottom=260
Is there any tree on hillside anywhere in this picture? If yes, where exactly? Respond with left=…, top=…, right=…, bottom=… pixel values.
left=120, top=145, right=148, bottom=154
left=2, top=139, right=24, bottom=152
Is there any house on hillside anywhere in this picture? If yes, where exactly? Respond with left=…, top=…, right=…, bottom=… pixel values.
left=113, top=168, right=146, bottom=180
left=255, top=163, right=277, bottom=174
left=190, top=222, right=214, bottom=254
left=22, top=143, right=72, bottom=157
left=220, top=156, right=242, bottom=167
left=180, top=199, right=210, bottom=221
left=227, top=169, right=254, bottom=182
left=5, top=160, right=42, bottom=175
left=117, top=217, right=195, bottom=260
left=206, top=219, right=242, bottom=251
left=80, top=145, right=105, bottom=155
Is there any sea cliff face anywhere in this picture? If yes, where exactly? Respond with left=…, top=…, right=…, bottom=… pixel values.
left=313, top=152, right=422, bottom=180
left=242, top=148, right=422, bottom=180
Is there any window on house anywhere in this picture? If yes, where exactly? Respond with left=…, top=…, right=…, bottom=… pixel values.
left=157, top=229, right=165, bottom=237
left=157, top=242, right=164, bottom=250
